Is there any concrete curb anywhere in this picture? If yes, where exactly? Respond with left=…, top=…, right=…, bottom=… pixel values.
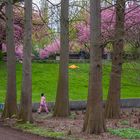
left=0, top=99, right=140, bottom=111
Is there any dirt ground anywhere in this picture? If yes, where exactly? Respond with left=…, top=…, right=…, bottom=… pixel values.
left=33, top=108, right=140, bottom=140
left=0, top=125, right=54, bottom=140
left=0, top=108, right=140, bottom=140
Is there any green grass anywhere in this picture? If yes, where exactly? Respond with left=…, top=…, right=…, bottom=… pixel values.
left=15, top=123, right=65, bottom=139
left=0, top=61, right=140, bottom=103
left=109, top=128, right=140, bottom=139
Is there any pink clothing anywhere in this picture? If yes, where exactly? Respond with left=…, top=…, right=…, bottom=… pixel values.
left=40, top=96, right=46, bottom=105
left=38, top=96, right=49, bottom=113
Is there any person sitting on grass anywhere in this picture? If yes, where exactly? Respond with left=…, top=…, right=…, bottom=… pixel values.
left=38, top=93, right=49, bottom=114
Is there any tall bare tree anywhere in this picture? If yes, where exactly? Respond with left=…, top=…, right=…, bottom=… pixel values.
left=83, top=0, right=106, bottom=134
left=19, top=0, right=33, bottom=122
left=53, top=0, right=70, bottom=117
left=2, top=0, right=17, bottom=118
left=105, top=0, right=125, bottom=119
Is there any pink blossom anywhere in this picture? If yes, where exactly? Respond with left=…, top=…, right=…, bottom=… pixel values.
left=15, top=44, right=23, bottom=59
left=2, top=44, right=7, bottom=53
left=39, top=49, right=49, bottom=59
left=39, top=39, right=60, bottom=59
left=76, top=23, right=90, bottom=44
left=75, top=3, right=140, bottom=44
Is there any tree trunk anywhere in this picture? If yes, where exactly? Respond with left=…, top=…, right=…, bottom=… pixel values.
left=2, top=0, right=18, bottom=119
left=105, top=0, right=125, bottom=119
left=19, top=0, right=33, bottom=123
left=53, top=0, right=70, bottom=117
left=83, top=0, right=106, bottom=134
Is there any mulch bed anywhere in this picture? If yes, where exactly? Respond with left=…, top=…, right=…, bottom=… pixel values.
left=0, top=108, right=140, bottom=140
left=33, top=108, right=140, bottom=140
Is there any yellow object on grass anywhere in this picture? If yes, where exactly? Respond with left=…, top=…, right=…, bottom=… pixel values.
left=69, top=64, right=79, bottom=69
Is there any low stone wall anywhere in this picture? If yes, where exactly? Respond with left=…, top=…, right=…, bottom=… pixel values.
left=33, top=59, right=90, bottom=63
left=0, top=99, right=140, bottom=111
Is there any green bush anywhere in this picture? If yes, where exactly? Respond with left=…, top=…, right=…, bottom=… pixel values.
left=109, top=128, right=140, bottom=139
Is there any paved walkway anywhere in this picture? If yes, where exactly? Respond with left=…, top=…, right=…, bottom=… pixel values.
left=0, top=126, right=53, bottom=140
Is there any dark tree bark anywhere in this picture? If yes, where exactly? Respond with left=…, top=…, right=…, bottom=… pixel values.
left=19, top=0, right=33, bottom=122
left=83, top=0, right=106, bottom=134
left=2, top=0, right=18, bottom=119
left=105, top=0, right=125, bottom=119
left=53, top=0, right=70, bottom=117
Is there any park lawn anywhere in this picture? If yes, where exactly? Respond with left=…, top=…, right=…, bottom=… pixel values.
left=0, top=61, right=140, bottom=103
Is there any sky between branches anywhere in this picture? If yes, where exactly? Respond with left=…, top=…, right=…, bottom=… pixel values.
left=33, top=0, right=61, bottom=5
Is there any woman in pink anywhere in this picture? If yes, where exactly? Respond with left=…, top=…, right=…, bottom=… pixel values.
left=38, top=93, right=49, bottom=114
